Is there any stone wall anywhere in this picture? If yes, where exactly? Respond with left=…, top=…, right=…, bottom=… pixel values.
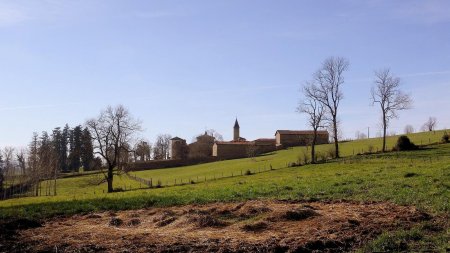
left=213, top=143, right=250, bottom=160
left=213, top=141, right=277, bottom=160
left=276, top=132, right=329, bottom=147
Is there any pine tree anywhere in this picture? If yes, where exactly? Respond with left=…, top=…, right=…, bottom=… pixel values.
left=28, top=132, right=40, bottom=195
left=39, top=131, right=51, bottom=180
left=52, top=127, right=64, bottom=172
left=68, top=126, right=82, bottom=172
left=81, top=127, right=94, bottom=171
left=61, top=124, right=70, bottom=172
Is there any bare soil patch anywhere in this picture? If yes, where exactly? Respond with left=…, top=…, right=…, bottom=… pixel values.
left=11, top=200, right=433, bottom=252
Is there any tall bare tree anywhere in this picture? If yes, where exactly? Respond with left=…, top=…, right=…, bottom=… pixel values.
left=16, top=149, right=26, bottom=176
left=134, top=140, right=151, bottom=161
left=422, top=117, right=437, bottom=132
left=298, top=84, right=326, bottom=163
left=153, top=134, right=172, bottom=160
left=306, top=56, right=349, bottom=158
left=86, top=105, right=142, bottom=193
left=205, top=129, right=223, bottom=141
left=371, top=68, right=412, bottom=152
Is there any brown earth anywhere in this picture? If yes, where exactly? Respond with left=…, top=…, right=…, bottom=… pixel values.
left=6, top=200, right=434, bottom=252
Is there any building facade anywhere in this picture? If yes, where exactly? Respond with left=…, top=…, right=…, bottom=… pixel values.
left=275, top=130, right=329, bottom=147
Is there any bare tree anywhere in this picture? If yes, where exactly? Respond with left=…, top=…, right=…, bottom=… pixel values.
left=298, top=84, right=326, bottom=163
left=422, top=117, right=437, bottom=132
left=134, top=140, right=151, bottom=161
left=2, top=147, right=16, bottom=188
left=371, top=68, right=412, bottom=152
left=404, top=124, right=415, bottom=134
left=307, top=56, right=349, bottom=158
left=153, top=134, right=172, bottom=160
left=86, top=105, right=142, bottom=193
left=205, top=129, right=224, bottom=141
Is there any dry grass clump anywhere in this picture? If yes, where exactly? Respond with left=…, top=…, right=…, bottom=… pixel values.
left=236, top=202, right=272, bottom=218
left=240, top=221, right=269, bottom=232
left=109, top=217, right=123, bottom=227
left=187, top=213, right=228, bottom=228
left=282, top=207, right=318, bottom=221
left=266, top=205, right=319, bottom=222
left=127, top=218, right=141, bottom=226
left=153, top=210, right=177, bottom=227
left=86, top=214, right=102, bottom=219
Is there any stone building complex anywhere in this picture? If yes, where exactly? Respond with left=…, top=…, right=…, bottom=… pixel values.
left=171, top=119, right=329, bottom=161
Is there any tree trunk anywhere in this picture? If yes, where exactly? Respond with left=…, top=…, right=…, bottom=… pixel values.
left=382, top=111, right=387, bottom=152
left=333, top=116, right=339, bottom=158
left=53, top=172, right=57, bottom=196
left=311, top=133, right=317, bottom=164
left=107, top=167, right=114, bottom=193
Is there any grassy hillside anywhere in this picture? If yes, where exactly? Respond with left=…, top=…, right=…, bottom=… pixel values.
left=0, top=130, right=448, bottom=216
left=0, top=130, right=448, bottom=251
left=130, top=130, right=448, bottom=186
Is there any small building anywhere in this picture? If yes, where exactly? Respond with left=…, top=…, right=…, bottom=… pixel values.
left=212, top=119, right=277, bottom=160
left=170, top=137, right=188, bottom=160
left=275, top=130, right=329, bottom=147
left=212, top=141, right=252, bottom=160
left=188, top=131, right=216, bottom=158
left=253, top=138, right=277, bottom=154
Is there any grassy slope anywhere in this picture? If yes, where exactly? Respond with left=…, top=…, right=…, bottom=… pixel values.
left=0, top=130, right=448, bottom=215
left=0, top=130, right=448, bottom=251
left=131, top=130, right=448, bottom=184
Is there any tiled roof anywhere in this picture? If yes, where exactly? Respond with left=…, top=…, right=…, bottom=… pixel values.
left=254, top=138, right=275, bottom=142
left=275, top=130, right=329, bottom=135
left=215, top=141, right=252, bottom=145
left=170, top=137, right=184, bottom=141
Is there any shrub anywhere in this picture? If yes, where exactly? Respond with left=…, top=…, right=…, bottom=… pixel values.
left=317, top=151, right=327, bottom=162
left=404, top=172, right=419, bottom=178
left=367, top=145, right=374, bottom=153
left=244, top=169, right=253, bottom=175
left=300, top=149, right=309, bottom=164
left=326, top=147, right=335, bottom=159
left=442, top=131, right=449, bottom=143
left=393, top=136, right=418, bottom=151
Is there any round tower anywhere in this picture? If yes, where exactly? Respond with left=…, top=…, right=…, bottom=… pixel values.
left=233, top=118, right=240, bottom=141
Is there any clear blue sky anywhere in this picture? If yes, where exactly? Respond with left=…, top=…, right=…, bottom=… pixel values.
left=1, top=0, right=449, bottom=147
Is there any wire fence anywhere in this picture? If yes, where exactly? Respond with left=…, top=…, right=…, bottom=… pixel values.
left=126, top=164, right=283, bottom=189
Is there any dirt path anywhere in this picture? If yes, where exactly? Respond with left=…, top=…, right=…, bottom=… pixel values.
left=13, top=200, right=432, bottom=252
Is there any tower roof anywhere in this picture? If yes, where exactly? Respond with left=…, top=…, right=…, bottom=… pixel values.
left=234, top=118, right=240, bottom=128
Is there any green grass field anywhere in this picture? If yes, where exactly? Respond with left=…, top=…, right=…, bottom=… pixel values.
left=0, top=130, right=449, bottom=251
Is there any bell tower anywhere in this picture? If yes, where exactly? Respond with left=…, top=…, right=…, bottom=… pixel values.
left=233, top=118, right=240, bottom=141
